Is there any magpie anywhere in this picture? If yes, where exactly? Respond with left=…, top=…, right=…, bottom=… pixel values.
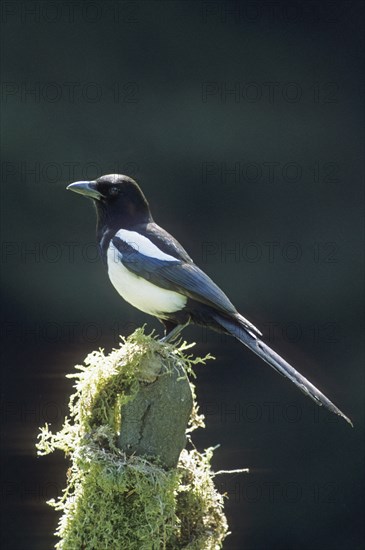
left=67, top=174, right=352, bottom=426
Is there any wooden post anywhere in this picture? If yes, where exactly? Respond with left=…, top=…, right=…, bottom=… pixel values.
left=36, top=331, right=230, bottom=548
left=119, top=352, right=194, bottom=468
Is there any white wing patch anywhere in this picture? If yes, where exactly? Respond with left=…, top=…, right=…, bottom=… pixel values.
left=107, top=241, right=187, bottom=317
left=114, top=229, right=178, bottom=261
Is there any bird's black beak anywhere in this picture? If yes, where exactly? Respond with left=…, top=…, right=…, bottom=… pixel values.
left=66, top=181, right=103, bottom=200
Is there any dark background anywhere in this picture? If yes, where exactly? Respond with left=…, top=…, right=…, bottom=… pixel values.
left=1, top=1, right=364, bottom=549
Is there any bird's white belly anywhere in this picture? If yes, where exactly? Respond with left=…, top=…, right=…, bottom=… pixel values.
left=107, top=244, right=187, bottom=317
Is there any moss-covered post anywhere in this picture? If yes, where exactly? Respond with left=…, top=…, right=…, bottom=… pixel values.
left=37, top=329, right=233, bottom=549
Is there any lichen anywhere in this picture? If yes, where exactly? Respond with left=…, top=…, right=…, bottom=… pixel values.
left=36, top=328, right=230, bottom=549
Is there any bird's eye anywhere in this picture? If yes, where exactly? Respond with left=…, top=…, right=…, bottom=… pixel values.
left=109, top=186, right=119, bottom=196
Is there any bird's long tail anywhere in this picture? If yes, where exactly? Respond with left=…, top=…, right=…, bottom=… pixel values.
left=214, top=314, right=353, bottom=427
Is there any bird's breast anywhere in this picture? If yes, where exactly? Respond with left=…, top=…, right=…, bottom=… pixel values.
left=107, top=242, right=187, bottom=318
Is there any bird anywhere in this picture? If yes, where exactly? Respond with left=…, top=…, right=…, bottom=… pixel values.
left=67, top=174, right=352, bottom=426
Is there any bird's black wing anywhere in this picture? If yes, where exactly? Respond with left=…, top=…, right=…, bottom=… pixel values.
left=112, top=235, right=261, bottom=335
left=136, top=222, right=194, bottom=262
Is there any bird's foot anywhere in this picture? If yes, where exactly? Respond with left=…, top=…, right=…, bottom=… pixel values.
left=160, top=321, right=190, bottom=343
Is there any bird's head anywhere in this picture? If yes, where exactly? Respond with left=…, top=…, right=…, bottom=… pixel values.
left=67, top=174, right=152, bottom=228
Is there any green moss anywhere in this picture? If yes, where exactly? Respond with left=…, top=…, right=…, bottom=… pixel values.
left=37, top=328, right=230, bottom=549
